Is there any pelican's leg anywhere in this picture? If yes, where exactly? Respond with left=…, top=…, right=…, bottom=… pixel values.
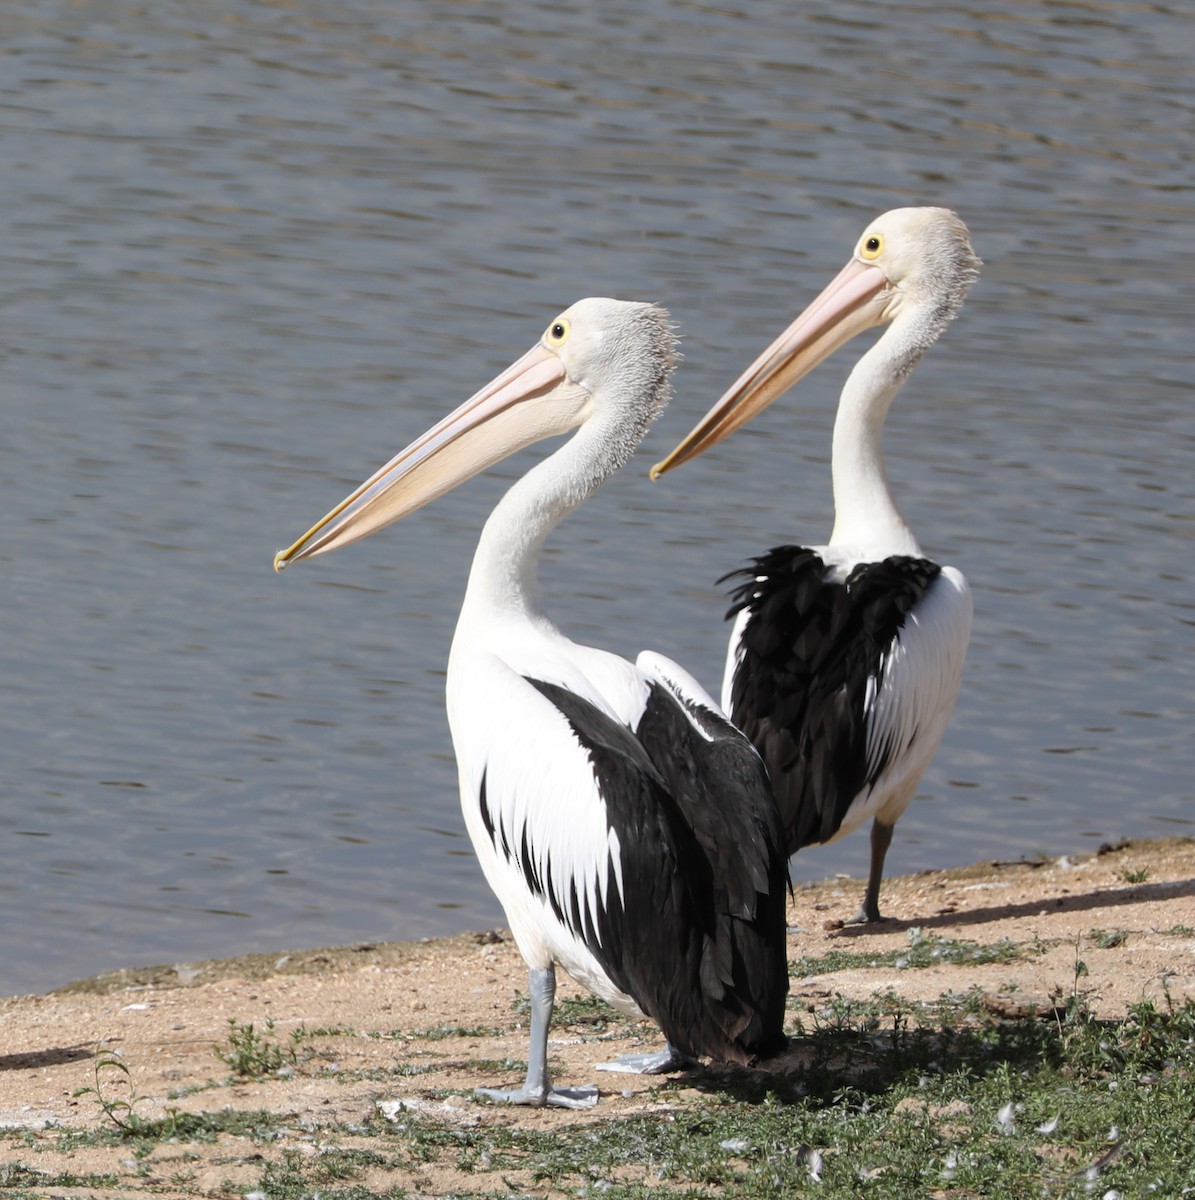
left=596, top=1043, right=695, bottom=1075
left=846, top=818, right=894, bottom=925
left=476, top=965, right=598, bottom=1109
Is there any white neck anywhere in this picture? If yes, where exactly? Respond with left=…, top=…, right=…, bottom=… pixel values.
left=827, top=315, right=928, bottom=557
left=457, top=409, right=632, bottom=634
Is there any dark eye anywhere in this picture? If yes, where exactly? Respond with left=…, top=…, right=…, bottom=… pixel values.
left=551, top=323, right=566, bottom=339
left=860, top=232, right=884, bottom=260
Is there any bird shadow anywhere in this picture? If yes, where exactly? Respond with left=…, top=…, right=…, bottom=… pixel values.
left=0, top=1044, right=94, bottom=1073
left=823, top=877, right=1195, bottom=939
left=675, top=1013, right=1068, bottom=1108
left=669, top=874, right=1195, bottom=1107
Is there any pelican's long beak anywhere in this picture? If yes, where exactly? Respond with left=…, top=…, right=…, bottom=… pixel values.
left=275, top=342, right=582, bottom=570
left=650, top=257, right=891, bottom=479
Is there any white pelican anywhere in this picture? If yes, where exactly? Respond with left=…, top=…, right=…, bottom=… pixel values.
left=275, top=298, right=788, bottom=1107
left=652, top=208, right=980, bottom=924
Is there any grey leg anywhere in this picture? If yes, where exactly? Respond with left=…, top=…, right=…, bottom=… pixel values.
left=476, top=965, right=598, bottom=1109
left=846, top=819, right=894, bottom=925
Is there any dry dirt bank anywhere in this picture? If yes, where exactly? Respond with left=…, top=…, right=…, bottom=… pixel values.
left=1, top=836, right=1192, bottom=1196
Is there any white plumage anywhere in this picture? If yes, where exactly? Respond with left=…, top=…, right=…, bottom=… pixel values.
left=654, top=208, right=981, bottom=922
left=277, top=297, right=788, bottom=1107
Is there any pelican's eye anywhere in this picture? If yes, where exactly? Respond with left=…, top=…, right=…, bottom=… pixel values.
left=546, top=318, right=571, bottom=345
left=860, top=232, right=883, bottom=260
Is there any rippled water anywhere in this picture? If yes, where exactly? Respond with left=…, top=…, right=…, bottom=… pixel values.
left=2, top=0, right=1192, bottom=996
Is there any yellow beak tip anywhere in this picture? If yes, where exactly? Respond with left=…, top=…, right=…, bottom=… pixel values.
left=272, top=551, right=290, bottom=573
left=648, top=462, right=667, bottom=482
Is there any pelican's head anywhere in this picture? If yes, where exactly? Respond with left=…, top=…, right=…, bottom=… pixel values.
left=274, top=297, right=675, bottom=570
left=548, top=297, right=677, bottom=403
left=851, top=207, right=980, bottom=325
left=651, top=207, right=979, bottom=479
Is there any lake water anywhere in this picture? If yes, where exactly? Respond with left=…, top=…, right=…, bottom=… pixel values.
left=2, top=0, right=1192, bottom=997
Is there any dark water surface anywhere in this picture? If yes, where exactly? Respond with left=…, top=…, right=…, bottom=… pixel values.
left=2, top=0, right=1192, bottom=996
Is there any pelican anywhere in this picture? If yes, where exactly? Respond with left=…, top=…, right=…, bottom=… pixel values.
left=652, top=208, right=980, bottom=924
left=275, top=298, right=788, bottom=1107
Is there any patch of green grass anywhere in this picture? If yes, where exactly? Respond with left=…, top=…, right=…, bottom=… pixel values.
left=1122, top=867, right=1150, bottom=884
left=336, top=996, right=1195, bottom=1199
left=1089, top=927, right=1130, bottom=949
left=462, top=1056, right=526, bottom=1074
left=296, top=1023, right=357, bottom=1039
left=330, top=1061, right=440, bottom=1084
left=794, top=928, right=1034, bottom=978
left=411, top=1023, right=507, bottom=1042
left=547, top=991, right=628, bottom=1030
left=49, top=1107, right=293, bottom=1152
left=257, top=1148, right=406, bottom=1199
left=789, top=945, right=879, bottom=975
left=0, top=1164, right=122, bottom=1190
left=790, top=986, right=992, bottom=1032
left=904, top=928, right=1032, bottom=967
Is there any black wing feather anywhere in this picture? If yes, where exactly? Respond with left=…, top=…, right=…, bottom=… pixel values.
left=515, top=677, right=788, bottom=1064
left=723, top=545, right=941, bottom=855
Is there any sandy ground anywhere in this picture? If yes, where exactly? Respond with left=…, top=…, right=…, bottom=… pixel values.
left=1, top=836, right=1193, bottom=1195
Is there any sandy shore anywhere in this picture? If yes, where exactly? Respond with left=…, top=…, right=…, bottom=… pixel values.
left=1, top=836, right=1192, bottom=1195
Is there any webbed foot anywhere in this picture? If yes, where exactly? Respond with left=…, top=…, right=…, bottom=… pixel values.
left=595, top=1044, right=693, bottom=1075
left=476, top=1083, right=598, bottom=1109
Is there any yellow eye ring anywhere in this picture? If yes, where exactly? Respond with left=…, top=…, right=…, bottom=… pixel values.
left=860, top=232, right=883, bottom=260
left=547, top=318, right=571, bottom=344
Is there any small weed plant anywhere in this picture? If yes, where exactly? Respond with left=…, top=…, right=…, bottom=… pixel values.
left=74, top=1044, right=176, bottom=1136
left=216, top=1017, right=298, bottom=1078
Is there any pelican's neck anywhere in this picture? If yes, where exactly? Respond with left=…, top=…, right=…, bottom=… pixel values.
left=827, top=314, right=928, bottom=557
left=458, top=411, right=634, bottom=633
